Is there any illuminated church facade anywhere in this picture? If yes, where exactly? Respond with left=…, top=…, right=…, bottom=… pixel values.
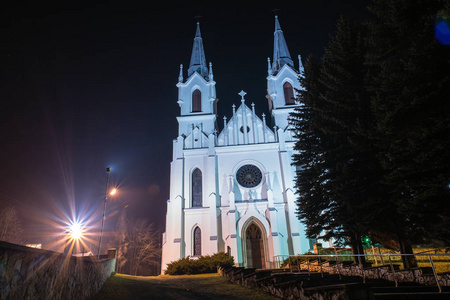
left=161, top=17, right=317, bottom=271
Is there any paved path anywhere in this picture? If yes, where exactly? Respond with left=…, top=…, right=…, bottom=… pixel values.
left=93, top=273, right=280, bottom=300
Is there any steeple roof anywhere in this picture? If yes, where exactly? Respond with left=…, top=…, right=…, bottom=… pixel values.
left=272, top=16, right=294, bottom=74
left=188, top=22, right=208, bottom=78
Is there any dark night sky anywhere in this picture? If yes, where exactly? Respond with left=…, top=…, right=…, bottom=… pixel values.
left=0, top=0, right=370, bottom=248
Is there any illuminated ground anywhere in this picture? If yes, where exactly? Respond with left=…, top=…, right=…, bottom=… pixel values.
left=93, top=273, right=280, bottom=300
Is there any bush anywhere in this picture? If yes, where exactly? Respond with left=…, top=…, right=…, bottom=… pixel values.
left=165, top=252, right=234, bottom=275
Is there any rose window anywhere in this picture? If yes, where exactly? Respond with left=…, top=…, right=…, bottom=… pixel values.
left=236, top=164, right=262, bottom=188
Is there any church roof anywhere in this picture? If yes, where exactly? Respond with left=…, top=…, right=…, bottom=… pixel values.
left=188, top=22, right=208, bottom=79
left=272, top=16, right=294, bottom=75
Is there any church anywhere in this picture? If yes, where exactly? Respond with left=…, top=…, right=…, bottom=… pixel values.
left=161, top=16, right=316, bottom=272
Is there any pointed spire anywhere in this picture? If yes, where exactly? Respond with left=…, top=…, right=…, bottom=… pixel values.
left=195, top=21, right=201, bottom=37
left=298, top=54, right=304, bottom=74
left=267, top=57, right=272, bottom=75
left=178, top=64, right=184, bottom=82
left=272, top=16, right=294, bottom=74
left=188, top=22, right=208, bottom=78
left=208, top=62, right=214, bottom=81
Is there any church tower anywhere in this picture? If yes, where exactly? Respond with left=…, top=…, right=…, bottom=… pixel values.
left=267, top=16, right=303, bottom=130
left=176, top=22, right=217, bottom=138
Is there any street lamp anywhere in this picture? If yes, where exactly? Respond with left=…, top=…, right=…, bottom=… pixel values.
left=97, top=167, right=117, bottom=258
left=70, top=222, right=83, bottom=240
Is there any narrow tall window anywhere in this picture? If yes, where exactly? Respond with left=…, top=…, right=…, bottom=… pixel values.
left=192, top=168, right=202, bottom=207
left=194, top=226, right=201, bottom=256
left=283, top=82, right=295, bottom=105
left=192, top=89, right=202, bottom=112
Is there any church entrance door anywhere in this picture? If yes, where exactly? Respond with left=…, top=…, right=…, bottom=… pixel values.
left=245, top=223, right=265, bottom=269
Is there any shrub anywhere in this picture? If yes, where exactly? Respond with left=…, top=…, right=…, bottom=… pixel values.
left=165, top=252, right=234, bottom=275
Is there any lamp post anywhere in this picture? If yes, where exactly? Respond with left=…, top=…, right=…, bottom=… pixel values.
left=98, top=167, right=115, bottom=259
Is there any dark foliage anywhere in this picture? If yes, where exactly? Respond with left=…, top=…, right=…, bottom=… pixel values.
left=164, top=252, right=234, bottom=275
left=292, top=17, right=380, bottom=263
left=366, top=0, right=450, bottom=246
left=291, top=0, right=450, bottom=269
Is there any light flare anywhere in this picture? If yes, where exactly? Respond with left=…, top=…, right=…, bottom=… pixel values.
left=69, top=222, right=83, bottom=240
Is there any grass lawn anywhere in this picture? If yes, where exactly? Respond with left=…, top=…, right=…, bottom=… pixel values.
left=93, top=273, right=280, bottom=300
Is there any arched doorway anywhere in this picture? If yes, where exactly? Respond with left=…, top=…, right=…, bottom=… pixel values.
left=245, top=223, right=266, bottom=269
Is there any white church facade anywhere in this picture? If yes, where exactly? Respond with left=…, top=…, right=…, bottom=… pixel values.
left=161, top=17, right=316, bottom=271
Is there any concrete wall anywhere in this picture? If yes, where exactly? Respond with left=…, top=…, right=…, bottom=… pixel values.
left=0, top=241, right=116, bottom=300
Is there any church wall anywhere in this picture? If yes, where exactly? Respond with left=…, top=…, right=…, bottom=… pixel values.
left=213, top=143, right=300, bottom=265
left=184, top=208, right=210, bottom=257
left=161, top=154, right=185, bottom=263
left=179, top=73, right=212, bottom=116
left=268, top=65, right=300, bottom=109
left=182, top=147, right=219, bottom=257
left=215, top=144, right=283, bottom=201
left=268, top=66, right=301, bottom=130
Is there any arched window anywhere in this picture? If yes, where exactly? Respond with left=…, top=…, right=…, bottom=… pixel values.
left=192, top=89, right=202, bottom=112
left=193, top=226, right=201, bottom=256
left=283, top=82, right=295, bottom=105
left=192, top=168, right=202, bottom=207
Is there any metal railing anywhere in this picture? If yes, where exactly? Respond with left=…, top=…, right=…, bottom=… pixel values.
left=273, top=252, right=450, bottom=293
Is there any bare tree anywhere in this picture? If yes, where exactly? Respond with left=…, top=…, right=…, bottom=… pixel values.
left=0, top=206, right=24, bottom=244
left=112, top=214, right=160, bottom=275
left=127, top=219, right=160, bottom=276
left=114, top=209, right=128, bottom=273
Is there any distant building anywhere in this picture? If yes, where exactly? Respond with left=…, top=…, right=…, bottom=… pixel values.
left=161, top=16, right=325, bottom=272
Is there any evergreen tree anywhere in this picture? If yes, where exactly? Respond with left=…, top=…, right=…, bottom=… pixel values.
left=292, top=18, right=384, bottom=263
left=317, top=17, right=372, bottom=257
left=291, top=56, right=338, bottom=240
left=292, top=0, right=450, bottom=269
left=366, top=0, right=450, bottom=254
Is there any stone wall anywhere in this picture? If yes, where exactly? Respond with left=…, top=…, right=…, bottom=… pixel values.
left=218, top=266, right=371, bottom=299
left=0, top=241, right=116, bottom=300
left=290, top=260, right=450, bottom=287
left=219, top=264, right=450, bottom=299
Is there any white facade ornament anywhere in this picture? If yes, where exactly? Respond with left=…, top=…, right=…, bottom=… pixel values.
left=267, top=57, right=272, bottom=76
left=178, top=64, right=184, bottom=82
left=209, top=62, right=214, bottom=81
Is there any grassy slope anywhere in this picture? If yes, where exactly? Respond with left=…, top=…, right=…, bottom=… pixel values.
left=93, top=273, right=280, bottom=300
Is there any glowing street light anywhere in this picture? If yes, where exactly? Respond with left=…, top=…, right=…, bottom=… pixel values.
left=64, top=221, right=84, bottom=256
left=70, top=222, right=83, bottom=240
left=97, top=167, right=117, bottom=259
